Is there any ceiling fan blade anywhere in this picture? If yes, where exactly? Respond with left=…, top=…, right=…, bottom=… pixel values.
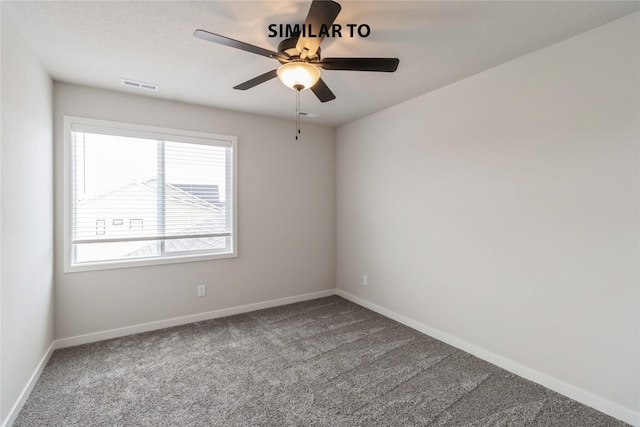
left=296, top=0, right=341, bottom=58
left=319, top=58, right=400, bottom=72
left=194, top=29, right=279, bottom=59
left=233, top=69, right=278, bottom=90
left=311, top=78, right=336, bottom=103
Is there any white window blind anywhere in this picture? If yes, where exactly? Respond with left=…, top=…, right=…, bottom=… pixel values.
left=65, top=116, right=237, bottom=271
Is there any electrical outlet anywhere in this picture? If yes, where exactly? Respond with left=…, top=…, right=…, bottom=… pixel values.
left=362, top=275, right=368, bottom=286
left=197, top=285, right=206, bottom=297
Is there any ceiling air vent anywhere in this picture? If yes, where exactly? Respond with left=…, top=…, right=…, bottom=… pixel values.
left=121, top=78, right=159, bottom=91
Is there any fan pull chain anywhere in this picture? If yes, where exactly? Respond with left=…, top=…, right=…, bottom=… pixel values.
left=295, top=88, right=301, bottom=140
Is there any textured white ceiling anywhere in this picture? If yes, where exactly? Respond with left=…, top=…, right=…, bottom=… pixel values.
left=3, top=1, right=639, bottom=126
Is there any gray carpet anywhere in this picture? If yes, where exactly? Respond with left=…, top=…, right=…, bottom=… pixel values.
left=15, top=296, right=628, bottom=426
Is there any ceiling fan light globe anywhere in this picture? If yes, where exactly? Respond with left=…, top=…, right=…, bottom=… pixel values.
left=277, top=62, right=321, bottom=90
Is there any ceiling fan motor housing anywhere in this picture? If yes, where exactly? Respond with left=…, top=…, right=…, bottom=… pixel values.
left=278, top=35, right=321, bottom=63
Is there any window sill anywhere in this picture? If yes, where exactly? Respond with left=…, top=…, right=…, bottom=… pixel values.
left=64, top=250, right=237, bottom=273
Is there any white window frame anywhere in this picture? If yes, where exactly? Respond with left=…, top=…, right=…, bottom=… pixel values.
left=63, top=116, right=238, bottom=273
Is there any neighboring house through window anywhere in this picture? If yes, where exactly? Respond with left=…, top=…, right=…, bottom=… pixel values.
left=64, top=116, right=237, bottom=272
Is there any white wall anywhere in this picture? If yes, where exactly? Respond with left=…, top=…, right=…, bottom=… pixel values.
left=337, top=12, right=639, bottom=424
left=1, top=6, right=55, bottom=426
left=53, top=83, right=336, bottom=340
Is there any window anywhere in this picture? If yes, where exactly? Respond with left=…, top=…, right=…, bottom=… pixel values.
left=64, top=116, right=237, bottom=272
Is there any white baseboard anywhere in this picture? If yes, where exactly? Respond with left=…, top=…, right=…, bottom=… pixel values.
left=335, top=289, right=639, bottom=427
left=55, top=289, right=336, bottom=349
left=2, top=342, right=55, bottom=427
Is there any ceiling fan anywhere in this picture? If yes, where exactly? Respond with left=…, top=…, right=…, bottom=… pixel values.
left=194, top=0, right=399, bottom=103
